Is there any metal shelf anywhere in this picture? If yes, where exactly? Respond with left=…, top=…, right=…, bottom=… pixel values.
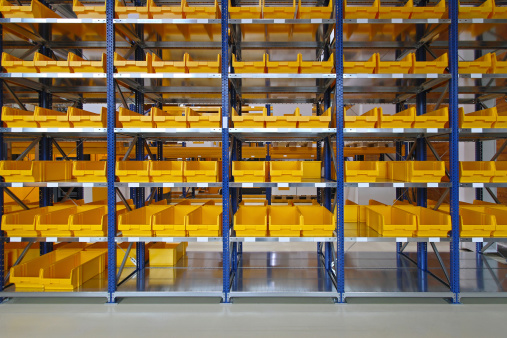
left=114, top=128, right=223, bottom=141
left=5, top=237, right=107, bottom=243
left=0, top=182, right=107, bottom=188
left=115, top=182, right=222, bottom=188
left=345, top=182, right=451, bottom=188
left=230, top=180, right=335, bottom=188
left=0, top=128, right=107, bottom=137
left=115, top=237, right=222, bottom=243
left=344, top=128, right=450, bottom=140
left=459, top=129, right=507, bottom=140
left=229, top=128, right=335, bottom=142
left=460, top=183, right=507, bottom=188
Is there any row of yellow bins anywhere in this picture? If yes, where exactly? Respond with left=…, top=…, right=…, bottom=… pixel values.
left=345, top=161, right=446, bottom=183
left=119, top=106, right=221, bottom=128
left=233, top=161, right=321, bottom=182
left=115, top=53, right=221, bottom=73
left=460, top=161, right=507, bottom=182
left=234, top=204, right=335, bottom=237
left=119, top=201, right=222, bottom=237
left=459, top=53, right=507, bottom=74
left=2, top=106, right=107, bottom=128
left=459, top=107, right=507, bottom=128
left=344, top=107, right=448, bottom=128
left=232, top=107, right=331, bottom=128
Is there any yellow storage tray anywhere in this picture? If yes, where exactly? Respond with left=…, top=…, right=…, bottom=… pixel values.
left=345, top=161, right=382, bottom=182
left=116, top=243, right=150, bottom=267
left=232, top=106, right=267, bottom=128
left=115, top=0, right=149, bottom=18
left=0, top=0, right=61, bottom=18
left=298, top=205, right=335, bottom=237
left=458, top=107, right=497, bottom=128
left=394, top=205, right=451, bottom=237
left=187, top=107, right=221, bottom=127
left=460, top=208, right=495, bottom=237
left=118, top=107, right=154, bottom=128
left=148, top=0, right=184, bottom=18
left=40, top=251, right=106, bottom=291
left=265, top=107, right=300, bottom=128
left=229, top=0, right=262, bottom=18
left=486, top=207, right=507, bottom=236
left=69, top=206, right=116, bottom=237
left=298, top=107, right=331, bottom=128
left=266, top=53, right=301, bottom=73
left=232, top=161, right=267, bottom=182
left=72, top=161, right=106, bottom=182
left=152, top=106, right=187, bottom=128
left=459, top=0, right=493, bottom=18
left=185, top=205, right=223, bottom=237
left=116, top=161, right=150, bottom=182
left=118, top=205, right=170, bottom=237
left=268, top=205, right=302, bottom=237
left=492, top=0, right=507, bottom=18
left=413, top=107, right=448, bottom=128
left=185, top=53, right=220, bottom=73
left=492, top=52, right=507, bottom=73
left=68, top=106, right=106, bottom=127
left=37, top=206, right=102, bottom=237
left=184, top=161, right=219, bottom=182
left=366, top=205, right=417, bottom=237
left=68, top=52, right=106, bottom=73
left=459, top=53, right=493, bottom=74
left=377, top=53, right=414, bottom=74
left=344, top=53, right=378, bottom=74
left=234, top=205, right=268, bottom=236
left=152, top=205, right=199, bottom=236
left=9, top=250, right=83, bottom=290
left=114, top=52, right=152, bottom=73
left=460, top=161, right=495, bottom=183
left=2, top=52, right=38, bottom=73
left=1, top=107, right=38, bottom=128
left=151, top=53, right=186, bottom=73
left=379, top=0, right=413, bottom=19
left=378, top=107, right=415, bottom=128
left=406, top=161, right=446, bottom=183
left=492, top=161, right=507, bottom=183
left=4, top=242, right=40, bottom=274
left=300, top=53, right=334, bottom=74
left=232, top=53, right=266, bottom=73
left=269, top=161, right=298, bottom=182
left=73, top=0, right=105, bottom=18
left=149, top=161, right=184, bottom=182
left=344, top=107, right=379, bottom=128
left=344, top=0, right=379, bottom=19
left=34, top=52, right=71, bottom=73
left=0, top=160, right=72, bottom=182
left=410, top=0, right=446, bottom=19
left=183, top=0, right=220, bottom=18
left=2, top=207, right=51, bottom=237
left=297, top=0, right=332, bottom=18
left=149, top=243, right=187, bottom=267
left=34, top=107, right=71, bottom=127
left=262, top=0, right=295, bottom=18
left=413, top=53, right=448, bottom=74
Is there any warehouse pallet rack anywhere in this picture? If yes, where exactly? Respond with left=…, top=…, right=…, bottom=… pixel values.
left=0, top=0, right=506, bottom=303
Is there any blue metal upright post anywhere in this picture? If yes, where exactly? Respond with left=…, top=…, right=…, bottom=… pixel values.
left=156, top=141, right=163, bottom=202
left=221, top=0, right=231, bottom=303
left=449, top=0, right=460, bottom=304
left=335, top=0, right=345, bottom=303
left=0, top=24, right=4, bottom=297
left=76, top=140, right=84, bottom=200
left=106, top=0, right=117, bottom=303
left=266, top=104, right=271, bottom=205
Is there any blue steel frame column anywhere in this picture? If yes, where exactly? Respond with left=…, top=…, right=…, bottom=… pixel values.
left=221, top=0, right=231, bottom=303
left=156, top=141, right=163, bottom=202
left=0, top=24, right=4, bottom=297
left=448, top=0, right=460, bottom=303
left=335, top=0, right=345, bottom=303
left=106, top=0, right=117, bottom=303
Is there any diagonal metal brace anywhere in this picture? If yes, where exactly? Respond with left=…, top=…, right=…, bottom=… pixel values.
left=52, top=139, right=71, bottom=161
left=117, top=242, right=134, bottom=282
left=4, top=188, right=30, bottom=210
left=16, top=137, right=41, bottom=161
left=144, top=140, right=155, bottom=160
left=491, top=139, right=507, bottom=161
left=122, top=136, right=138, bottom=161
left=3, top=81, right=27, bottom=111
left=4, top=240, right=35, bottom=283
left=115, top=187, right=132, bottom=212
left=430, top=242, right=450, bottom=285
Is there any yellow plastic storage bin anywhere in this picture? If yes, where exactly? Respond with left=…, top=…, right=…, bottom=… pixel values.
left=492, top=52, right=507, bottom=73
left=1, top=53, right=37, bottom=73
left=344, top=0, right=379, bottom=19
left=2, top=207, right=50, bottom=237
left=234, top=205, right=268, bottom=236
left=37, top=206, right=100, bottom=237
left=344, top=53, right=378, bottom=74
left=394, top=205, right=451, bottom=237
left=114, top=52, right=152, bottom=73
left=115, top=0, right=149, bottom=18
left=116, top=161, right=150, bottom=182
left=377, top=53, right=414, bottom=74
left=297, top=0, right=333, bottom=18
left=33, top=52, right=71, bottom=73
left=151, top=53, right=186, bottom=73
left=298, top=107, right=331, bottom=128
left=300, top=53, right=334, bottom=74
left=0, top=160, right=72, bottom=182
left=232, top=106, right=267, bottom=128
left=118, top=205, right=170, bottom=237
left=366, top=206, right=417, bottom=237
left=458, top=107, right=497, bottom=128
left=262, top=0, right=295, bottom=18
left=116, top=243, right=150, bottom=268
left=68, top=106, right=106, bottom=128
left=486, top=207, right=507, bottom=236
left=229, top=0, right=262, bottom=18
left=184, top=161, right=219, bottom=182
left=69, top=206, right=112, bottom=237
left=270, top=161, right=321, bottom=182
left=232, top=161, right=267, bottom=182
left=4, top=242, right=40, bottom=274
left=460, top=208, right=495, bottom=237
left=413, top=107, right=448, bottom=128
left=459, top=53, right=493, bottom=74
left=410, top=0, right=446, bottom=19
left=298, top=205, right=335, bottom=237
left=183, top=0, right=220, bottom=18
left=378, top=107, right=415, bottom=128
left=118, top=107, right=154, bottom=128
left=460, top=161, right=495, bottom=183
left=268, top=205, right=302, bottom=237
left=458, top=0, right=493, bottom=18
left=492, top=161, right=507, bottom=183
left=186, top=54, right=221, bottom=73
left=265, top=108, right=300, bottom=128
left=1, top=107, right=38, bottom=128
left=185, top=205, right=223, bottom=237
left=389, top=161, right=445, bottom=183
left=413, top=53, right=448, bottom=74
left=148, top=0, right=184, bottom=18
left=72, top=161, right=106, bottom=182
left=344, top=107, right=379, bottom=128
left=379, top=0, right=413, bottom=19
left=187, top=107, right=221, bottom=128
left=149, top=161, right=184, bottom=182
left=0, top=0, right=60, bottom=18
left=149, top=243, right=187, bottom=267
left=495, top=110, right=507, bottom=128
left=266, top=54, right=301, bottom=73
left=152, top=205, right=199, bottom=236
left=73, top=0, right=105, bottom=18
left=345, top=161, right=384, bottom=182
left=69, top=52, right=106, bottom=72
left=34, top=107, right=71, bottom=127
left=152, top=107, right=187, bottom=128
left=232, top=54, right=266, bottom=73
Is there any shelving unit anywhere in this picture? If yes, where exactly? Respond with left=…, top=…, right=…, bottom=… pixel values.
left=0, top=0, right=506, bottom=304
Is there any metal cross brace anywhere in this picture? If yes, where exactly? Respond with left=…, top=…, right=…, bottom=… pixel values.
left=16, top=137, right=41, bottom=161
